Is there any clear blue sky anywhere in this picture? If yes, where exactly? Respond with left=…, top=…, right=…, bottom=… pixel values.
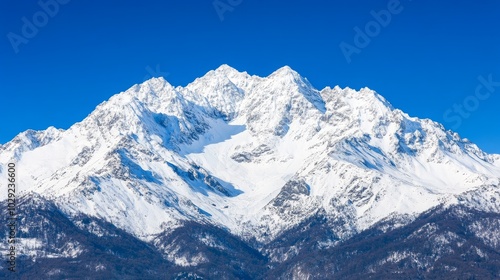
left=1, top=0, right=499, bottom=153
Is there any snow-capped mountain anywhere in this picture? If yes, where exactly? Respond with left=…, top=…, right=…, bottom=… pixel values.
left=1, top=65, right=499, bottom=279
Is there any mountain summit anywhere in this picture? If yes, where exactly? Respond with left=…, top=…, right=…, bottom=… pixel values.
left=1, top=65, right=500, bottom=278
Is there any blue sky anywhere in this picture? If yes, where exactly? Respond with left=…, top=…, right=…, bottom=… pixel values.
left=1, top=0, right=499, bottom=153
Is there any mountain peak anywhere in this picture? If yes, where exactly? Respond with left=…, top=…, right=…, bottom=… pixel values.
left=142, top=76, right=170, bottom=87
left=269, top=65, right=301, bottom=80
left=215, top=64, right=239, bottom=73
left=192, top=64, right=250, bottom=86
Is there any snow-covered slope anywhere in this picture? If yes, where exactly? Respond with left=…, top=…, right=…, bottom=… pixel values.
left=1, top=65, right=499, bottom=243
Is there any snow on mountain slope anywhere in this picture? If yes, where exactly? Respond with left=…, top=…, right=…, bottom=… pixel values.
left=0, top=126, right=63, bottom=161
left=1, top=65, right=499, bottom=243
